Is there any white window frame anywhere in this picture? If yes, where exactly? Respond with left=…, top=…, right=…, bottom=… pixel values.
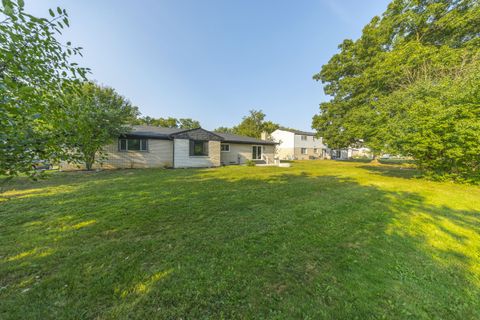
left=221, top=144, right=230, bottom=152
left=301, top=148, right=308, bottom=155
left=314, top=148, right=318, bottom=154
left=301, top=135, right=307, bottom=141
left=118, top=138, right=148, bottom=152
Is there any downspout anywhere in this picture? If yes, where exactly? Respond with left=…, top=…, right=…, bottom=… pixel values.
left=172, top=138, right=175, bottom=168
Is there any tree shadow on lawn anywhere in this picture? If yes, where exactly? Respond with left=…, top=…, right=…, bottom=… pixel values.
left=360, top=164, right=420, bottom=180
left=1, top=168, right=479, bottom=319
left=335, top=158, right=373, bottom=163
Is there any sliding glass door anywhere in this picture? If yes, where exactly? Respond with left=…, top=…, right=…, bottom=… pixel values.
left=252, top=146, right=262, bottom=160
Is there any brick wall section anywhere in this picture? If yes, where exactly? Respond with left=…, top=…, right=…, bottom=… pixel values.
left=209, top=140, right=221, bottom=166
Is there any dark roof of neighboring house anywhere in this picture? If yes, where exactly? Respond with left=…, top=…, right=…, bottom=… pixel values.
left=214, top=132, right=277, bottom=145
left=278, top=127, right=316, bottom=136
left=123, top=125, right=276, bottom=145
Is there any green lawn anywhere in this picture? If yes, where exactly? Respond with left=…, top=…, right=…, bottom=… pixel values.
left=1, top=161, right=479, bottom=319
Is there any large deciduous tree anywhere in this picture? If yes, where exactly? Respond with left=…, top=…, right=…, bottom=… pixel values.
left=135, top=116, right=201, bottom=129
left=375, top=59, right=480, bottom=182
left=178, top=118, right=201, bottom=129
left=312, top=0, right=480, bottom=180
left=0, top=0, right=88, bottom=177
left=214, top=126, right=235, bottom=134
left=215, top=110, right=279, bottom=138
left=65, top=82, right=139, bottom=170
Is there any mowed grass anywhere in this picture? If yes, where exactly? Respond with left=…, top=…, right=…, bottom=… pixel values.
left=1, top=161, right=479, bottom=319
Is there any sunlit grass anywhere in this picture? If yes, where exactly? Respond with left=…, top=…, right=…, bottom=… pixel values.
left=4, top=248, right=54, bottom=263
left=60, top=219, right=97, bottom=231
left=120, top=269, right=174, bottom=298
left=0, top=160, right=479, bottom=319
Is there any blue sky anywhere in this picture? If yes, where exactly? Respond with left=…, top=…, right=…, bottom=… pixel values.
left=27, top=1, right=391, bottom=131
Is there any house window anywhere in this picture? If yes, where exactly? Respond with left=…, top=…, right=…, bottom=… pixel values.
left=252, top=145, right=262, bottom=160
left=301, top=135, right=307, bottom=141
left=314, top=148, right=318, bottom=154
left=118, top=139, right=148, bottom=151
left=301, top=148, right=308, bottom=155
left=190, top=140, right=209, bottom=156
left=221, top=144, right=230, bottom=152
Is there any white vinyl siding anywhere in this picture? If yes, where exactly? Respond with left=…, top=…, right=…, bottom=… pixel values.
left=220, top=144, right=275, bottom=165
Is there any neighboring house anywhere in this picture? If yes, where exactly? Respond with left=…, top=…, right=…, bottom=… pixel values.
left=270, top=128, right=328, bottom=160
left=60, top=125, right=276, bottom=170
left=330, top=147, right=372, bottom=160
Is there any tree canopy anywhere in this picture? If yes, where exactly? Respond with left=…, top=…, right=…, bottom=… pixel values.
left=135, top=116, right=201, bottom=129
left=64, top=82, right=139, bottom=170
left=0, top=0, right=88, bottom=177
left=312, top=0, right=479, bottom=181
left=214, top=110, right=279, bottom=139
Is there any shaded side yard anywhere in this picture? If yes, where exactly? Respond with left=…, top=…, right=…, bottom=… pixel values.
left=1, top=161, right=479, bottom=319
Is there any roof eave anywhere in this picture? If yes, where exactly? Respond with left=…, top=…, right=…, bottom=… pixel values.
left=122, top=133, right=172, bottom=140
left=222, top=140, right=277, bottom=145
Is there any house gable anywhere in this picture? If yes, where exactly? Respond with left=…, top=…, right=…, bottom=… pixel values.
left=170, top=128, right=224, bottom=141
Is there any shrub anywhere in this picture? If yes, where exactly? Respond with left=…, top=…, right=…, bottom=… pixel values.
left=245, top=160, right=256, bottom=167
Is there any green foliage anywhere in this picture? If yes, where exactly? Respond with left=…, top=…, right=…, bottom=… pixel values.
left=214, top=126, right=235, bottom=134
left=245, top=159, right=256, bottom=166
left=178, top=118, right=201, bottom=129
left=375, top=59, right=480, bottom=182
left=64, top=82, right=139, bottom=170
left=135, top=116, right=178, bottom=128
left=215, top=110, right=279, bottom=138
left=1, top=161, right=480, bottom=318
left=312, top=0, right=480, bottom=180
left=134, top=116, right=201, bottom=129
left=234, top=110, right=278, bottom=138
left=0, top=0, right=89, bottom=177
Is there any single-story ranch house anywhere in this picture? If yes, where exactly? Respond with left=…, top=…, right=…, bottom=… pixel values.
left=61, top=125, right=277, bottom=170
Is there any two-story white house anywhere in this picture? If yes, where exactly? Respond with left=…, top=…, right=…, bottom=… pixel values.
left=270, top=128, right=328, bottom=160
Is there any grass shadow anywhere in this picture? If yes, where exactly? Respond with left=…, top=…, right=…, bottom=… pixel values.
left=0, top=166, right=479, bottom=318
left=335, top=158, right=372, bottom=163
left=360, top=164, right=420, bottom=179
left=378, top=159, right=416, bottom=166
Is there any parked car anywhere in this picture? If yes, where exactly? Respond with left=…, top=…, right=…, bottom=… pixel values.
left=33, top=160, right=52, bottom=170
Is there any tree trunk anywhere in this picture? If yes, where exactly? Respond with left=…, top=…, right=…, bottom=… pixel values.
left=85, top=153, right=95, bottom=171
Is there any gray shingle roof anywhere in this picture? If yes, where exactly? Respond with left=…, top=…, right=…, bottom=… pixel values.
left=278, top=127, right=316, bottom=136
left=124, top=125, right=276, bottom=144
left=124, top=125, right=186, bottom=139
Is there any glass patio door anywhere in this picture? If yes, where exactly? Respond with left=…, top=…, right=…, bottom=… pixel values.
left=252, top=146, right=262, bottom=160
